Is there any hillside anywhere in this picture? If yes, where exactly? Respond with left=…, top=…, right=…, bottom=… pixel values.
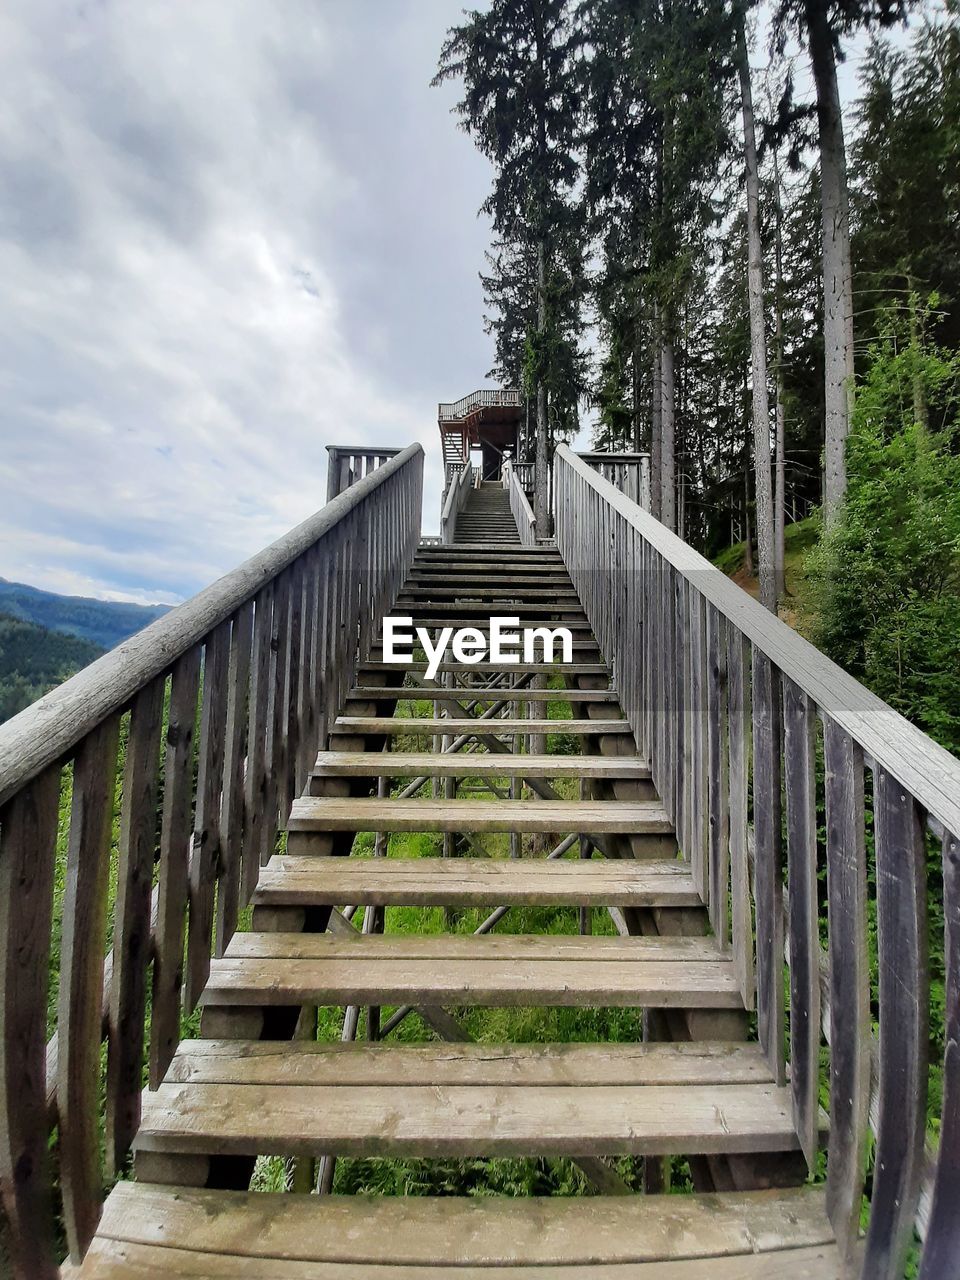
left=0, top=577, right=169, bottom=650
left=0, top=612, right=105, bottom=724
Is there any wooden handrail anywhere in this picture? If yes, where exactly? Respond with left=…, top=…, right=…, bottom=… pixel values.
left=0, top=442, right=424, bottom=1276
left=440, top=460, right=474, bottom=544
left=503, top=459, right=536, bottom=547
left=0, top=445, right=421, bottom=810
left=554, top=442, right=958, bottom=1280
left=438, top=388, right=521, bottom=422
left=325, top=446, right=402, bottom=502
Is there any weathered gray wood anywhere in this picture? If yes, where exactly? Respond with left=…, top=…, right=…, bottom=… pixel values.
left=555, top=444, right=960, bottom=840
left=57, top=717, right=120, bottom=1261
left=241, top=584, right=273, bottom=904
left=821, top=718, right=870, bottom=1260
left=287, top=797, right=672, bottom=835
left=216, top=605, right=253, bottom=956
left=185, top=622, right=230, bottom=1014
left=150, top=648, right=202, bottom=1090
left=706, top=605, right=729, bottom=945
left=751, top=650, right=785, bottom=1085
left=918, top=827, right=960, bottom=1279
left=864, top=768, right=929, bottom=1280
left=781, top=678, right=819, bottom=1173
left=334, top=717, right=631, bottom=736
left=0, top=444, right=423, bottom=810
left=313, top=751, right=648, bottom=780
left=0, top=766, right=61, bottom=1279
left=89, top=1180, right=838, bottom=1270
left=727, top=630, right=754, bottom=1010
left=106, top=678, right=164, bottom=1177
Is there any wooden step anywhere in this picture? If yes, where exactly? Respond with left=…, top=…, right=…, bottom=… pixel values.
left=386, top=603, right=589, bottom=619
left=255, top=855, right=696, bottom=908
left=332, top=717, right=632, bottom=736
left=368, top=638, right=602, bottom=653
left=135, top=1040, right=803, bottom=1163
left=350, top=686, right=619, bottom=703
left=200, top=931, right=741, bottom=1010
left=287, top=797, right=672, bottom=835
left=312, top=750, right=641, bottom=778
left=417, top=545, right=560, bottom=557
left=397, top=587, right=581, bottom=601
left=358, top=661, right=610, bottom=675
left=82, top=1183, right=842, bottom=1278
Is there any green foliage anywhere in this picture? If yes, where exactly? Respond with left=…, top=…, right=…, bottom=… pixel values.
left=0, top=611, right=104, bottom=723
left=806, top=332, right=960, bottom=755
left=0, top=577, right=168, bottom=650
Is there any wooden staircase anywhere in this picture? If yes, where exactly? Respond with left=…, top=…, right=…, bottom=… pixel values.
left=78, top=542, right=843, bottom=1278
left=451, top=481, right=522, bottom=543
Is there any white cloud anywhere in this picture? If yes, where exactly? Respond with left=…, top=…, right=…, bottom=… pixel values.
left=0, top=0, right=493, bottom=602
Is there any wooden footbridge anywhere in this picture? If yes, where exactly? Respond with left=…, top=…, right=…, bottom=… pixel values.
left=1, top=443, right=957, bottom=1279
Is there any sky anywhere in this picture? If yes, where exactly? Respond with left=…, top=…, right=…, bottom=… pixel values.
left=0, top=1, right=914, bottom=606
left=0, top=0, right=496, bottom=605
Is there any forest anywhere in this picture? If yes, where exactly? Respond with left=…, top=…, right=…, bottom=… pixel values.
left=435, top=0, right=960, bottom=761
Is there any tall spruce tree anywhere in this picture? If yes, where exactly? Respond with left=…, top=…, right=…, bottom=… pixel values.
left=435, top=0, right=585, bottom=530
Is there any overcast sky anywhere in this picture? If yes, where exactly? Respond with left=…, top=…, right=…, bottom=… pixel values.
left=0, top=1, right=907, bottom=606
left=0, top=1, right=498, bottom=604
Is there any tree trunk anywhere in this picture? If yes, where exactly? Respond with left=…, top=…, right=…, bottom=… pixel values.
left=806, top=0, right=854, bottom=527
left=650, top=304, right=662, bottom=521
left=534, top=236, right=550, bottom=533
left=772, top=142, right=787, bottom=601
left=660, top=324, right=676, bottom=531
left=736, top=11, right=776, bottom=612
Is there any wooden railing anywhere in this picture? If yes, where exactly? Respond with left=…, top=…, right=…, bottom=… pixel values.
left=325, top=446, right=403, bottom=501
left=554, top=443, right=959, bottom=1280
left=503, top=459, right=536, bottom=546
left=577, top=451, right=651, bottom=511
left=437, top=388, right=521, bottom=422
left=440, top=460, right=474, bottom=544
left=0, top=443, right=423, bottom=1277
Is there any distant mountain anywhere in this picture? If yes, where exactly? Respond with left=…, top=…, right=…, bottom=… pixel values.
left=0, top=612, right=105, bottom=723
left=0, top=578, right=170, bottom=651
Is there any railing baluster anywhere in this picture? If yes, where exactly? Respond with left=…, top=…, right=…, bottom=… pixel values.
left=918, top=827, right=960, bottom=1279
left=751, top=649, right=786, bottom=1084
left=865, top=767, right=929, bottom=1279
left=185, top=622, right=230, bottom=1014
left=106, top=677, right=165, bottom=1175
left=217, top=604, right=254, bottom=956
left=151, top=648, right=201, bottom=1088
left=0, top=766, right=62, bottom=1279
left=782, top=677, right=820, bottom=1171
left=706, top=604, right=729, bottom=944
left=242, top=585, right=273, bottom=899
left=822, top=717, right=870, bottom=1260
left=727, top=629, right=754, bottom=1009
left=58, top=718, right=120, bottom=1260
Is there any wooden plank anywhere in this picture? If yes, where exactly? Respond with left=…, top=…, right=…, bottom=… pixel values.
left=254, top=856, right=698, bottom=908
left=0, top=444, right=423, bottom=811
left=57, top=718, right=120, bottom=1261
left=728, top=629, right=754, bottom=1010
left=165, top=1039, right=774, bottom=1087
left=150, top=648, right=201, bottom=1090
left=0, top=766, right=61, bottom=1279
left=919, top=827, right=960, bottom=1279
left=135, top=1081, right=802, bottom=1160
left=201, top=959, right=739, bottom=1011
left=333, top=718, right=631, bottom=736
left=782, top=678, right=820, bottom=1173
left=360, top=662, right=610, bottom=674
left=821, top=718, right=870, bottom=1260
left=226, top=931, right=726, bottom=961
left=706, top=605, right=729, bottom=944
left=106, top=678, right=164, bottom=1177
left=287, top=797, right=673, bottom=835
left=185, top=621, right=230, bottom=1013
left=350, top=687, right=618, bottom=703
left=240, top=584, right=273, bottom=906
left=216, top=604, right=253, bottom=956
left=313, top=751, right=647, bottom=779
left=74, top=1238, right=848, bottom=1278
left=864, top=767, right=929, bottom=1280
left=751, top=650, right=785, bottom=1085
left=91, top=1181, right=837, bottom=1268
